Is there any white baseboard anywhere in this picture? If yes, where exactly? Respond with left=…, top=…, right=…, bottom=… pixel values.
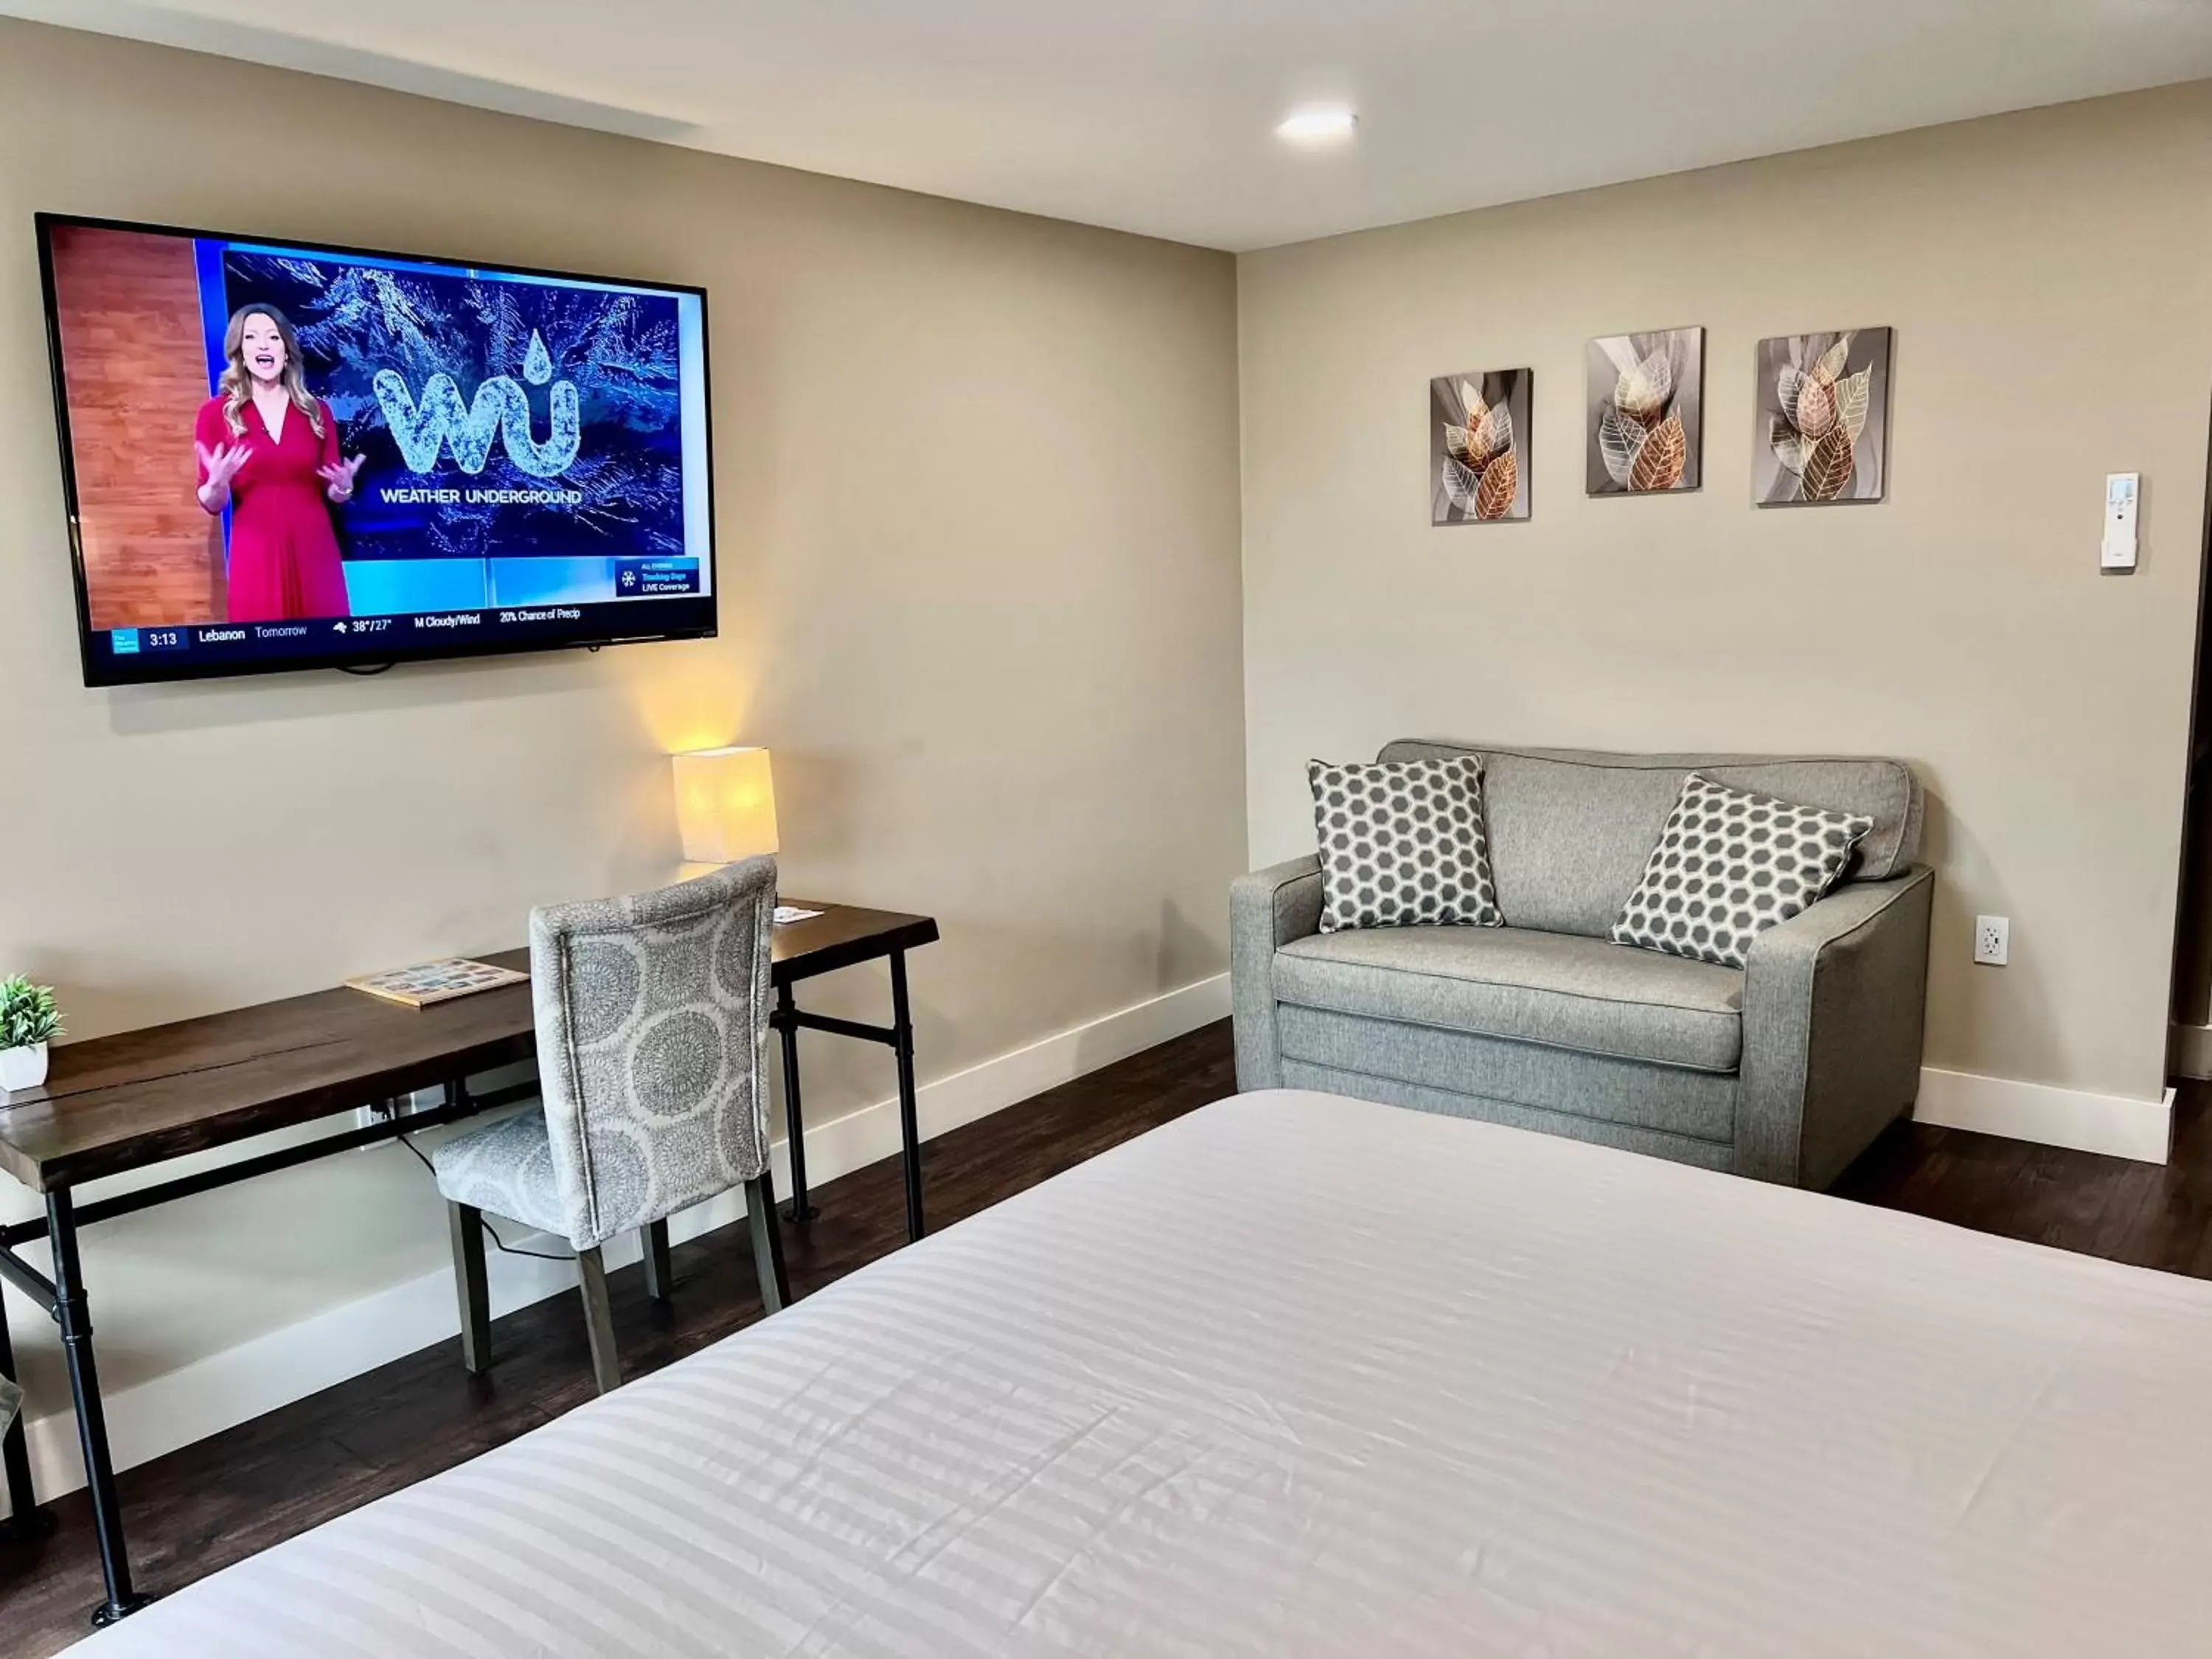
left=1913, top=1066, right=2174, bottom=1164
left=11, top=973, right=1231, bottom=1510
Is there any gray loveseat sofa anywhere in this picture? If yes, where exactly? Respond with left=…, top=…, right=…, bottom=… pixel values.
left=1232, top=740, right=1934, bottom=1189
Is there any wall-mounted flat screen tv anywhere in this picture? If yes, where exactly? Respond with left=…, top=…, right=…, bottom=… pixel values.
left=36, top=214, right=716, bottom=686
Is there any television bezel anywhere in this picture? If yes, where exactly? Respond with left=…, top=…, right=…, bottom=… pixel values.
left=35, top=211, right=720, bottom=688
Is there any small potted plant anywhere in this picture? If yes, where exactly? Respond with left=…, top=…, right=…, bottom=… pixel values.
left=0, top=976, right=63, bottom=1093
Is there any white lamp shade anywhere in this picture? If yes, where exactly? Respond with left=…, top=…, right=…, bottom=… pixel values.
left=673, top=745, right=779, bottom=863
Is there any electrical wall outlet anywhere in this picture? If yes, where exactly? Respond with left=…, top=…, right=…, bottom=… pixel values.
left=354, top=1088, right=441, bottom=1135
left=1973, top=915, right=2009, bottom=967
left=353, top=1098, right=400, bottom=1135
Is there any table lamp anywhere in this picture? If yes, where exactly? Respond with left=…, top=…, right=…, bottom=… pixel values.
left=672, top=745, right=779, bottom=864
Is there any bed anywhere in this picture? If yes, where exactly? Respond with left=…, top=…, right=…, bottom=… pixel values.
left=79, top=1090, right=2212, bottom=1655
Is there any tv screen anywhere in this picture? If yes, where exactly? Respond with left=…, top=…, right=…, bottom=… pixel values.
left=36, top=214, right=716, bottom=686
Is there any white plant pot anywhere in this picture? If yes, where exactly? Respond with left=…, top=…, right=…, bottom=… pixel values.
left=0, top=1041, right=49, bottom=1092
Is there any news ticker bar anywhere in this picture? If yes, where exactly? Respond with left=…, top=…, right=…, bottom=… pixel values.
left=97, top=592, right=715, bottom=670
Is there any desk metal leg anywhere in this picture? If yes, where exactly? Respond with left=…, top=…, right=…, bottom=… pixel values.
left=0, top=1293, right=50, bottom=1543
left=890, top=951, right=925, bottom=1242
left=776, top=984, right=818, bottom=1223
left=47, top=1189, right=147, bottom=1626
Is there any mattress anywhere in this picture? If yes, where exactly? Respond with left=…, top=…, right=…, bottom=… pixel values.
left=79, top=1089, right=2212, bottom=1655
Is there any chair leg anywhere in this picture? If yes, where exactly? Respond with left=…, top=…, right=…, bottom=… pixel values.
left=576, top=1247, right=622, bottom=1394
left=745, top=1172, right=790, bottom=1315
left=641, top=1219, right=673, bottom=1304
left=447, top=1203, right=490, bottom=1375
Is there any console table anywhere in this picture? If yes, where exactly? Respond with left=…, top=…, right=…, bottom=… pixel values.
left=0, top=898, right=936, bottom=1627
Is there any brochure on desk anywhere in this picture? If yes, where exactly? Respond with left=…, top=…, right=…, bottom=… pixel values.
left=346, top=959, right=528, bottom=1008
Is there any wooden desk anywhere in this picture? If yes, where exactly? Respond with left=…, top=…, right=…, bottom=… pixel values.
left=765, top=902, right=939, bottom=1237
left=0, top=957, right=540, bottom=1194
left=0, top=899, right=936, bottom=1628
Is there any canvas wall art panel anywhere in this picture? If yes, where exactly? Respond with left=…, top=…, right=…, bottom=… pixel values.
left=1431, top=369, right=1530, bottom=524
left=1587, top=328, right=1703, bottom=495
left=1755, top=327, right=1892, bottom=505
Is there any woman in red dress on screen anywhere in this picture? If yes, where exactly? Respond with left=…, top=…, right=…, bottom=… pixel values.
left=193, top=305, right=365, bottom=622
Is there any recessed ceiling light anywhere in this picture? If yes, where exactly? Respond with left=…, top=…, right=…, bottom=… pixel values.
left=1276, top=108, right=1357, bottom=145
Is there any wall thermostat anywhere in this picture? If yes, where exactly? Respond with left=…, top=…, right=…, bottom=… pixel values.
left=2101, top=472, right=2139, bottom=573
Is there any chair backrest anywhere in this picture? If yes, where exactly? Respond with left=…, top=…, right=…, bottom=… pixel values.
left=1379, top=739, right=1922, bottom=939
left=528, top=856, right=776, bottom=1251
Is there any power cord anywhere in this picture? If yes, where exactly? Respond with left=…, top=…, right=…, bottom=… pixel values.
left=397, top=1132, right=575, bottom=1263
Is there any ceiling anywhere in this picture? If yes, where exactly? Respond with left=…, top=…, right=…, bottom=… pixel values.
left=12, top=0, right=2212, bottom=250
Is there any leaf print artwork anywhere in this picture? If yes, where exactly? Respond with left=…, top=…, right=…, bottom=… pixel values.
left=1753, top=329, right=1891, bottom=506
left=1614, top=349, right=1673, bottom=424
left=1474, top=445, right=1520, bottom=521
left=1794, top=375, right=1837, bottom=439
left=1834, top=367, right=1871, bottom=442
left=1587, top=328, right=1703, bottom=495
left=1775, top=366, right=1805, bottom=427
left=1630, top=412, right=1688, bottom=492
left=1471, top=400, right=1513, bottom=468
left=1431, top=367, right=1532, bottom=525
left=1801, top=427, right=1856, bottom=501
left=1770, top=418, right=1809, bottom=476
left=1598, top=405, right=1646, bottom=488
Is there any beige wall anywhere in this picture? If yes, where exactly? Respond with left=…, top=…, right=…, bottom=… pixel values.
left=0, top=20, right=1244, bottom=1401
left=1240, top=84, right=2212, bottom=1105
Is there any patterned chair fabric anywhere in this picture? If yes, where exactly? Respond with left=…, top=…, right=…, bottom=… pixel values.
left=433, top=857, right=776, bottom=1251
left=432, top=1111, right=569, bottom=1238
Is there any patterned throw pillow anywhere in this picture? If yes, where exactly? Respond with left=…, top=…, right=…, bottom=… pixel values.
left=1307, top=755, right=1501, bottom=933
left=1610, top=773, right=1873, bottom=969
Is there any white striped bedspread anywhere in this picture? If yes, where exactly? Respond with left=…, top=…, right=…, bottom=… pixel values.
left=80, top=1090, right=2212, bottom=1655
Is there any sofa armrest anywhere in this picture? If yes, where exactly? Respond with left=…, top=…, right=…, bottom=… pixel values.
left=1737, top=866, right=1934, bottom=1188
left=1230, top=855, right=1324, bottom=1090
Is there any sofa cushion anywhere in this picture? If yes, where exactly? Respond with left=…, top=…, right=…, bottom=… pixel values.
left=1378, top=740, right=1920, bottom=937
left=1273, top=925, right=1745, bottom=1073
left=1276, top=1004, right=1738, bottom=1139
left=1277, top=1060, right=1736, bottom=1171
left=1307, top=754, right=1501, bottom=931
left=1610, top=773, right=1872, bottom=969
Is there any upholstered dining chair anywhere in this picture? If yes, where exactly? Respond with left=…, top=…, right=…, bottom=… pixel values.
left=431, top=856, right=790, bottom=1394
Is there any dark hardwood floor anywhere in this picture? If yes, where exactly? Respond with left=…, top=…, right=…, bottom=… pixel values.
left=0, top=1020, right=2204, bottom=1653
left=1830, top=1074, right=2212, bottom=1270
